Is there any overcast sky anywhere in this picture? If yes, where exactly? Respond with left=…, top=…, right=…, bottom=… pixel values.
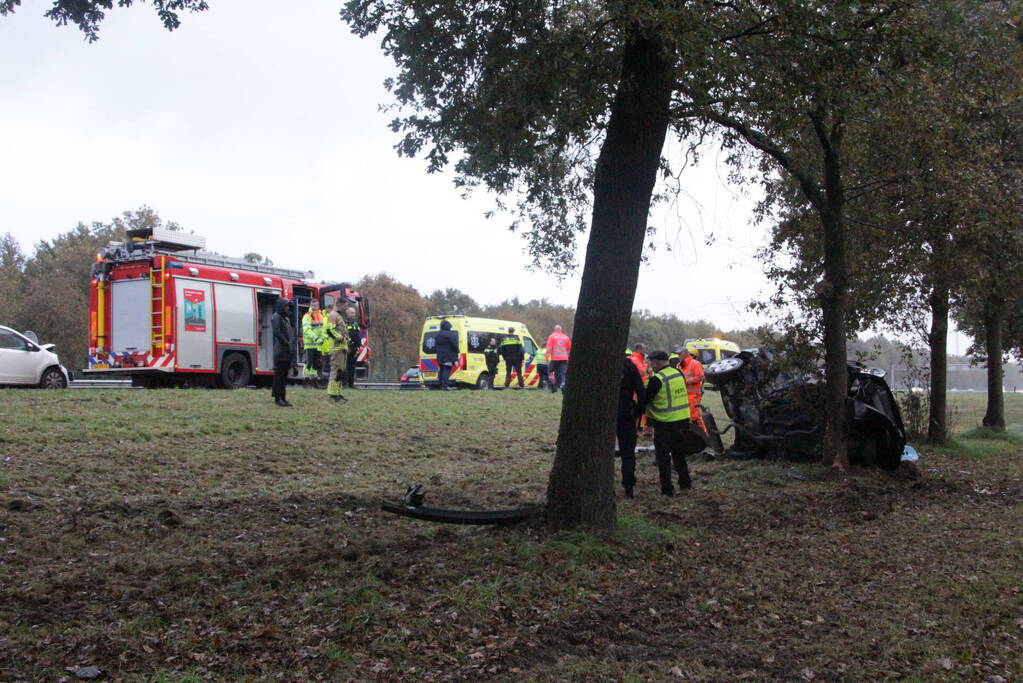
left=0, top=1, right=780, bottom=333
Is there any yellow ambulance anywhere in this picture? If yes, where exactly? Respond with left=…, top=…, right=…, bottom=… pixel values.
left=684, top=338, right=741, bottom=365
left=419, top=316, right=543, bottom=389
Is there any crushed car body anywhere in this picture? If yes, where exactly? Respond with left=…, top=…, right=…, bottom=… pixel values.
left=704, top=349, right=906, bottom=470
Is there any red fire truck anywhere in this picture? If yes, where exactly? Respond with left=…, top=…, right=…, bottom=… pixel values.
left=85, top=228, right=371, bottom=388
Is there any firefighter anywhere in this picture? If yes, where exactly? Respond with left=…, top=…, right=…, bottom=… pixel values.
left=483, top=336, right=500, bottom=385
left=323, top=303, right=350, bottom=403
left=642, top=351, right=704, bottom=495
left=545, top=325, right=571, bottom=393
left=500, top=328, right=525, bottom=388
left=618, top=350, right=646, bottom=498
left=677, top=348, right=707, bottom=433
left=344, top=307, right=362, bottom=389
left=301, top=299, right=325, bottom=385
left=271, top=297, right=296, bottom=407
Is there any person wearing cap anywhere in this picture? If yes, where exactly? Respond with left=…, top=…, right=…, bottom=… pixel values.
left=677, top=348, right=707, bottom=433
left=642, top=350, right=705, bottom=494
left=500, top=328, right=525, bottom=388
left=618, top=350, right=646, bottom=498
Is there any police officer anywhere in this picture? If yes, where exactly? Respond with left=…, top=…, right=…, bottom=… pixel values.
left=323, top=303, right=350, bottom=403
left=500, top=328, right=525, bottom=388
left=344, top=307, right=362, bottom=389
left=301, top=299, right=325, bottom=385
left=642, top=351, right=704, bottom=495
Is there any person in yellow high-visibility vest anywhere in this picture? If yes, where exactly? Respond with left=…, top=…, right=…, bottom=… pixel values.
left=322, top=303, right=350, bottom=404
left=301, top=299, right=325, bottom=384
left=643, top=350, right=705, bottom=495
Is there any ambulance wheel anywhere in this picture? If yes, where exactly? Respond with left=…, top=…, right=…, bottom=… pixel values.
left=476, top=373, right=492, bottom=390
left=220, top=353, right=251, bottom=389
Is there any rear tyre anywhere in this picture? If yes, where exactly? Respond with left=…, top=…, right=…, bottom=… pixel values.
left=220, top=353, right=251, bottom=389
left=39, top=367, right=67, bottom=389
left=476, top=373, right=492, bottom=390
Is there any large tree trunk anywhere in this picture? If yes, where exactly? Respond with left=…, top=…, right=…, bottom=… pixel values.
left=926, top=281, right=949, bottom=443
left=982, top=295, right=1005, bottom=429
left=817, top=130, right=849, bottom=469
left=545, top=31, right=672, bottom=529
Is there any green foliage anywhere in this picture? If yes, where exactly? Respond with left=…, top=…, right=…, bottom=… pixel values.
left=0, top=0, right=210, bottom=42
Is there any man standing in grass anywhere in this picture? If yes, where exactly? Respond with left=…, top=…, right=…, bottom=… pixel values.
left=643, top=351, right=704, bottom=495
left=323, top=303, right=350, bottom=404
left=271, top=297, right=296, bottom=408
left=301, top=299, right=325, bottom=386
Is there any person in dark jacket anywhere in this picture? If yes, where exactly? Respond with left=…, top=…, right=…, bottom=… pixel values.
left=434, top=319, right=459, bottom=390
left=271, top=297, right=296, bottom=407
left=618, top=353, right=647, bottom=498
left=500, top=328, right=525, bottom=388
left=483, top=336, right=500, bottom=386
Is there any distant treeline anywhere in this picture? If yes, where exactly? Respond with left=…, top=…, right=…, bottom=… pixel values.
left=3, top=208, right=1017, bottom=387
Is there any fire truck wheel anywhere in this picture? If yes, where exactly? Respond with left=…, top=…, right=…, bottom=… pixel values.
left=475, top=373, right=492, bottom=390
left=220, top=353, right=252, bottom=390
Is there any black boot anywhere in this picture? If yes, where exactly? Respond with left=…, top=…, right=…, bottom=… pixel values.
left=623, top=486, right=634, bottom=499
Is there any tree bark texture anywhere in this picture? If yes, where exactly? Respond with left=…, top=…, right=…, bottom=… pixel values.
left=545, top=31, right=672, bottom=529
left=926, top=281, right=949, bottom=443
left=982, top=295, right=1006, bottom=430
left=818, top=135, right=849, bottom=468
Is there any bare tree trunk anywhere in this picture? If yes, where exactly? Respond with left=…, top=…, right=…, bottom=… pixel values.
left=982, top=295, right=1005, bottom=430
left=926, top=281, right=949, bottom=443
left=545, top=31, right=672, bottom=529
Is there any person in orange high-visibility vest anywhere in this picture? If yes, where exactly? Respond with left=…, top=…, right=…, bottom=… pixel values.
left=677, top=348, right=707, bottom=433
left=545, top=325, right=571, bottom=393
left=629, top=342, right=650, bottom=383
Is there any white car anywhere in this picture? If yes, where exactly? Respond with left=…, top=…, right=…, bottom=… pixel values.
left=0, top=325, right=70, bottom=388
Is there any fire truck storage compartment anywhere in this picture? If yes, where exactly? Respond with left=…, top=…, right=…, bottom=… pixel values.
left=175, top=279, right=214, bottom=370
left=213, top=283, right=256, bottom=346
left=111, top=278, right=152, bottom=354
left=256, top=292, right=277, bottom=372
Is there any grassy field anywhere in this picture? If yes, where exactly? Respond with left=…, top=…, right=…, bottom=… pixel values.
left=1, top=387, right=1022, bottom=681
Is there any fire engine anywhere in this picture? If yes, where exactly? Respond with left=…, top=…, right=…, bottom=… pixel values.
left=85, top=228, right=370, bottom=388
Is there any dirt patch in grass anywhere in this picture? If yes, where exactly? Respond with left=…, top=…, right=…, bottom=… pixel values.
left=1, top=389, right=1022, bottom=680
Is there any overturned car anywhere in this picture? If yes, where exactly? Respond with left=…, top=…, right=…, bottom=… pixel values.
left=703, top=349, right=906, bottom=470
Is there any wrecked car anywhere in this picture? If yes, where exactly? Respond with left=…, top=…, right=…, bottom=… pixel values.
left=703, top=349, right=906, bottom=470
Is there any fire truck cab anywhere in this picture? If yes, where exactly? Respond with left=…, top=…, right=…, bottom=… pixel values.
left=86, top=228, right=370, bottom=388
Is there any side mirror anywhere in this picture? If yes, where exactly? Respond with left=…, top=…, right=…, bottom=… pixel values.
left=26, top=343, right=40, bottom=352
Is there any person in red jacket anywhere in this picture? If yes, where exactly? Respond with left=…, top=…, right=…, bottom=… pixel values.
left=545, top=325, right=571, bottom=393
left=678, top=348, right=707, bottom=433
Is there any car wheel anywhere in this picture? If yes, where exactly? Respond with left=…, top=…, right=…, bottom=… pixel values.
left=705, top=356, right=744, bottom=382
left=220, top=353, right=251, bottom=389
left=475, top=373, right=492, bottom=390
left=39, top=367, right=67, bottom=389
